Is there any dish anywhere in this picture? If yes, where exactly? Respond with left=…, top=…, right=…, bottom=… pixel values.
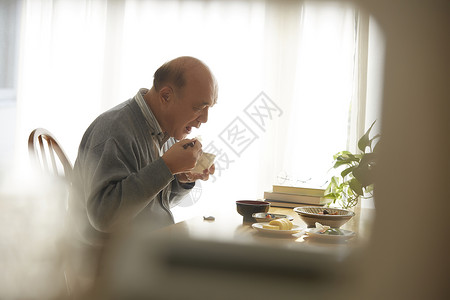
left=252, top=212, right=294, bottom=223
left=293, top=206, right=355, bottom=228
left=236, top=200, right=270, bottom=223
left=305, top=228, right=356, bottom=241
left=294, top=206, right=355, bottom=217
left=252, top=222, right=302, bottom=235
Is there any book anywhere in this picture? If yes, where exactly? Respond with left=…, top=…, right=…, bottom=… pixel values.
left=272, top=185, right=325, bottom=197
left=264, top=200, right=325, bottom=208
left=264, top=191, right=328, bottom=205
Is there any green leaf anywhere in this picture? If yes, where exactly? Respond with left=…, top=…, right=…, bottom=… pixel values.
left=365, top=184, right=374, bottom=194
left=333, top=151, right=352, bottom=160
left=370, top=133, right=381, bottom=142
left=331, top=176, right=340, bottom=185
left=325, top=184, right=333, bottom=195
left=372, top=138, right=381, bottom=153
left=358, top=120, right=376, bottom=152
left=333, top=153, right=360, bottom=168
left=341, top=165, right=357, bottom=178
left=336, top=153, right=358, bottom=161
left=323, top=193, right=338, bottom=199
left=333, top=160, right=350, bottom=168
left=327, top=176, right=341, bottom=190
left=353, top=153, right=376, bottom=187
left=325, top=176, right=338, bottom=195
left=349, top=178, right=364, bottom=196
left=368, top=134, right=381, bottom=151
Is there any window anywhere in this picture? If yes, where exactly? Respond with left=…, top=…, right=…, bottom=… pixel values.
left=0, top=0, right=20, bottom=103
left=11, top=0, right=383, bottom=221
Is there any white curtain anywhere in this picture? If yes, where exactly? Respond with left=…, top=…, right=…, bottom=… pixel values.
left=14, top=0, right=375, bottom=221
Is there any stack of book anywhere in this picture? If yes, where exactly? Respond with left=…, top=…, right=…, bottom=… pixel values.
left=263, top=185, right=327, bottom=208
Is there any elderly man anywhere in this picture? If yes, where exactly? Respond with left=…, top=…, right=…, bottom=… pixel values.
left=68, top=57, right=217, bottom=283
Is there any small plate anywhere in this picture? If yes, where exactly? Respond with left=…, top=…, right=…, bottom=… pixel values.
left=252, top=222, right=302, bottom=235
left=305, top=228, right=356, bottom=241
left=252, top=212, right=294, bottom=223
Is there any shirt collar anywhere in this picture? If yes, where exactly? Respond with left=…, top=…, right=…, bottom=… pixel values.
left=135, top=88, right=170, bottom=146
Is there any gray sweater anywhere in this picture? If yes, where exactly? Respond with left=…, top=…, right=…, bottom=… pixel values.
left=69, top=92, right=193, bottom=246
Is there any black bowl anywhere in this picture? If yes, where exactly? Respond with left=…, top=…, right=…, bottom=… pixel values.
left=236, top=200, right=270, bottom=223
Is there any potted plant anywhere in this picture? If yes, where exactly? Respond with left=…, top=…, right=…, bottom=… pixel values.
left=324, top=121, right=380, bottom=209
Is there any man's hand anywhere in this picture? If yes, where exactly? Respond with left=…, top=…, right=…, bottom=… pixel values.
left=177, top=164, right=216, bottom=183
left=162, top=138, right=203, bottom=174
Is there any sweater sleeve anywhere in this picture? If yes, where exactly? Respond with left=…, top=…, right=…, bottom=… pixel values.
left=83, top=138, right=174, bottom=233
left=169, top=178, right=195, bottom=208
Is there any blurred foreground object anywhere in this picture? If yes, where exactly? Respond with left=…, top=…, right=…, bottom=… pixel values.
left=0, top=174, right=70, bottom=299
left=97, top=231, right=359, bottom=300
left=352, top=0, right=449, bottom=299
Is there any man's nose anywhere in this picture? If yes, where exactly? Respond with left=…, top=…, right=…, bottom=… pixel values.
left=197, top=108, right=208, bottom=124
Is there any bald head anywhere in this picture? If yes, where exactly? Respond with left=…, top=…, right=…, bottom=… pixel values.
left=153, top=56, right=218, bottom=104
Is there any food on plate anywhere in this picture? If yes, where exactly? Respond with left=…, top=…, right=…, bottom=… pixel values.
left=315, top=222, right=344, bottom=235
left=323, top=228, right=344, bottom=235
left=262, top=224, right=280, bottom=230
left=315, top=222, right=330, bottom=233
left=268, top=218, right=293, bottom=230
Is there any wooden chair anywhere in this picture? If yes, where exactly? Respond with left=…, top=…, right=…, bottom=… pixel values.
left=28, top=128, right=73, bottom=181
left=28, top=128, right=77, bottom=298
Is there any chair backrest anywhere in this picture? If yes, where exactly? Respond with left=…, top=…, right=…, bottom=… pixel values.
left=28, top=128, right=77, bottom=297
left=28, top=128, right=73, bottom=182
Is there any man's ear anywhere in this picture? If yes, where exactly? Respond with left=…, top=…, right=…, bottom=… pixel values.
left=159, top=86, right=172, bottom=103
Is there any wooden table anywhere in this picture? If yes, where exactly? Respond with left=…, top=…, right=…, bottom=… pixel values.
left=162, top=205, right=375, bottom=250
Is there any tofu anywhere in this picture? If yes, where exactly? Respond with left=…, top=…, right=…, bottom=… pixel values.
left=191, top=152, right=216, bottom=174
left=263, top=224, right=280, bottom=230
left=269, top=219, right=293, bottom=230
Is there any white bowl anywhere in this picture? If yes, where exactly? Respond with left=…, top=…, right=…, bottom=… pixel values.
left=293, top=206, right=355, bottom=228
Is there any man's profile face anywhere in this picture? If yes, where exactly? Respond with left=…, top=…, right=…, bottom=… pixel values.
left=165, top=69, right=215, bottom=140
